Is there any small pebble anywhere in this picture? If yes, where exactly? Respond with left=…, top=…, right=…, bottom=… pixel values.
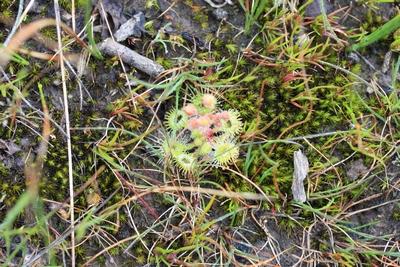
left=347, top=52, right=360, bottom=64
left=304, top=0, right=334, bottom=18
left=382, top=51, right=392, bottom=74
left=212, top=8, right=228, bottom=20
left=163, top=24, right=175, bottom=34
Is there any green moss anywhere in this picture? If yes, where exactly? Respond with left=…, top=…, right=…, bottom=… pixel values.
left=0, top=0, right=14, bottom=11
left=223, top=89, right=260, bottom=121
left=157, top=58, right=174, bottom=69
left=0, top=180, right=23, bottom=208
left=0, top=162, right=10, bottom=177
left=41, top=27, right=57, bottom=40
left=59, top=0, right=86, bottom=12
left=278, top=217, right=298, bottom=236
left=392, top=204, right=400, bottom=221
left=131, top=245, right=148, bottom=264
left=145, top=0, right=160, bottom=10
left=0, top=2, right=395, bottom=263
left=59, top=0, right=72, bottom=11
left=193, top=10, right=209, bottom=30
left=96, top=255, right=106, bottom=265
left=212, top=26, right=373, bottom=212
left=108, top=247, right=121, bottom=256
left=1, top=9, right=13, bottom=19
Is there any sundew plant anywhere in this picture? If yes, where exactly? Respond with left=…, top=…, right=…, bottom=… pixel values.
left=159, top=93, right=243, bottom=174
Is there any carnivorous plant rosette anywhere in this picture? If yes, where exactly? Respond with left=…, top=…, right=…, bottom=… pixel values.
left=161, top=93, right=243, bottom=174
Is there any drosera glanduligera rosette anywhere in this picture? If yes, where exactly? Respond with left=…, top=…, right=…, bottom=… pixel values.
left=160, top=93, right=243, bottom=174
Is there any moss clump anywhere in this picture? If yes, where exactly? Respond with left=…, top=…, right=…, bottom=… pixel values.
left=59, top=0, right=87, bottom=12
left=41, top=27, right=57, bottom=40
left=193, top=10, right=209, bottom=30
left=215, top=22, right=371, bottom=211
left=222, top=88, right=261, bottom=121
left=392, top=204, right=400, bottom=221
left=41, top=109, right=124, bottom=206
left=0, top=162, right=10, bottom=177
left=0, top=179, right=24, bottom=209
left=0, top=0, right=14, bottom=11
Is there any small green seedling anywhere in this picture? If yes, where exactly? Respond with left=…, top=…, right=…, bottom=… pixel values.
left=350, top=14, right=400, bottom=51
left=390, top=28, right=400, bottom=52
left=160, top=93, right=243, bottom=174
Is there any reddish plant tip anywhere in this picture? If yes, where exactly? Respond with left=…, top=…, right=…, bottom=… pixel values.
left=203, top=128, right=214, bottom=140
left=197, top=116, right=211, bottom=127
left=183, top=104, right=197, bottom=116
left=208, top=114, right=221, bottom=127
left=217, top=111, right=230, bottom=120
left=188, top=118, right=199, bottom=129
left=202, top=94, right=217, bottom=109
left=207, top=113, right=216, bottom=122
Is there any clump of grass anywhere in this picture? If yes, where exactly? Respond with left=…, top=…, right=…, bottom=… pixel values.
left=350, top=14, right=400, bottom=51
left=238, top=0, right=272, bottom=34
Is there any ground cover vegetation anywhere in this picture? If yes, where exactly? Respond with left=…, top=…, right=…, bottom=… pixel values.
left=0, top=0, right=400, bottom=266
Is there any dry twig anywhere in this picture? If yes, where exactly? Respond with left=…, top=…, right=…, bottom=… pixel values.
left=98, top=38, right=165, bottom=77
